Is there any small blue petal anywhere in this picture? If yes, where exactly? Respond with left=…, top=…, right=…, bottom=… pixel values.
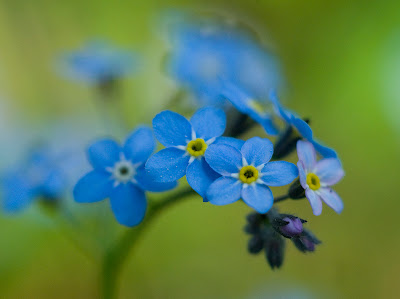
left=135, top=166, right=178, bottom=192
left=110, top=184, right=147, bottom=227
left=207, top=177, right=242, bottom=206
left=313, top=158, right=344, bottom=186
left=269, top=89, right=292, bottom=123
left=2, top=174, right=35, bottom=213
left=190, top=107, right=226, bottom=140
left=88, top=139, right=121, bottom=169
left=186, top=158, right=220, bottom=199
left=213, top=136, right=245, bottom=151
left=221, top=81, right=252, bottom=114
left=153, top=111, right=192, bottom=147
left=241, top=184, right=273, bottom=213
left=205, top=144, right=242, bottom=175
left=123, top=126, right=156, bottom=163
left=292, top=118, right=313, bottom=140
left=241, top=137, right=273, bottom=167
left=259, top=117, right=279, bottom=135
left=73, top=170, right=113, bottom=203
left=260, top=161, right=299, bottom=186
left=312, top=140, right=338, bottom=158
left=296, top=140, right=317, bottom=170
left=145, top=148, right=189, bottom=182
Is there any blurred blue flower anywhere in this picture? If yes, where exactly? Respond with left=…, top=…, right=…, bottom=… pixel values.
left=165, top=17, right=281, bottom=106
left=270, top=90, right=338, bottom=158
left=58, top=40, right=141, bottom=84
left=297, top=140, right=344, bottom=216
left=1, top=148, right=67, bottom=213
left=221, top=81, right=279, bottom=135
left=204, top=137, right=298, bottom=213
left=73, top=127, right=176, bottom=227
left=146, top=107, right=241, bottom=200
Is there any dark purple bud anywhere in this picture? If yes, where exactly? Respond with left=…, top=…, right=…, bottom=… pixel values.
left=292, top=229, right=321, bottom=253
left=248, top=235, right=264, bottom=254
left=279, top=217, right=303, bottom=237
left=265, top=232, right=285, bottom=269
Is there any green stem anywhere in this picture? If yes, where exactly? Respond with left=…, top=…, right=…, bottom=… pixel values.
left=274, top=194, right=290, bottom=203
left=100, top=187, right=196, bottom=299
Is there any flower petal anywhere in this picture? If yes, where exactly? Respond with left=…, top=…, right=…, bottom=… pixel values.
left=186, top=158, right=220, bottom=199
left=297, top=161, right=307, bottom=188
left=260, top=161, right=298, bottom=186
left=110, top=184, right=147, bottom=227
left=305, top=189, right=323, bottom=216
left=2, top=174, right=35, bottom=212
left=88, top=139, right=121, bottom=169
left=318, top=187, right=344, bottom=214
left=73, top=170, right=113, bottom=203
left=241, top=184, right=273, bottom=213
left=145, top=148, right=189, bottom=182
left=207, top=177, right=242, bottom=206
left=152, top=110, right=192, bottom=147
left=312, top=140, right=338, bottom=158
left=296, top=140, right=316, bottom=170
left=292, top=117, right=313, bottom=140
left=190, top=107, right=226, bottom=140
left=134, top=166, right=177, bottom=192
left=213, top=136, right=245, bottom=151
left=123, top=126, right=155, bottom=163
left=241, top=137, right=273, bottom=166
left=314, top=158, right=344, bottom=186
left=259, top=118, right=279, bottom=136
left=205, top=144, right=242, bottom=175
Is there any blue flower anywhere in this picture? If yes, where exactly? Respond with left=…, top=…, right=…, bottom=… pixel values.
left=146, top=107, right=239, bottom=200
left=269, top=90, right=337, bottom=158
left=73, top=127, right=176, bottom=227
left=1, top=148, right=67, bottom=213
left=166, top=18, right=281, bottom=106
left=59, top=40, right=141, bottom=84
left=204, top=137, right=299, bottom=213
left=297, top=140, right=344, bottom=216
left=221, top=81, right=279, bottom=135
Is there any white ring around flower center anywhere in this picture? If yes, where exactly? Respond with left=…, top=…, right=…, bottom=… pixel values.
left=106, top=155, right=140, bottom=187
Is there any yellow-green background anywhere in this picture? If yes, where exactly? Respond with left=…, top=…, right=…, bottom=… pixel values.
left=0, top=0, right=399, bottom=298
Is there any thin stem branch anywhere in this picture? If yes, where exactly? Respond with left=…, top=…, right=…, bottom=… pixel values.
left=274, top=194, right=290, bottom=203
left=100, top=187, right=196, bottom=299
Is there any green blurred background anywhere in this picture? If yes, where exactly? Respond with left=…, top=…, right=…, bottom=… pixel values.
left=1, top=0, right=399, bottom=298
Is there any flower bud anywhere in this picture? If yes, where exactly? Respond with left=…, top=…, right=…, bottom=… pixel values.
left=280, top=217, right=303, bottom=237
left=265, top=231, right=285, bottom=269
left=288, top=179, right=306, bottom=200
left=292, top=229, right=321, bottom=253
left=272, top=214, right=306, bottom=238
left=248, top=235, right=264, bottom=254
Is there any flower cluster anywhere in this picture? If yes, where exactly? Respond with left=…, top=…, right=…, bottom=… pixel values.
left=1, top=14, right=345, bottom=278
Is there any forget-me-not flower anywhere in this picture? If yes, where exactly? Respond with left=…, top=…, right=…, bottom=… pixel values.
left=221, top=81, right=279, bottom=135
left=297, top=140, right=344, bottom=216
left=59, top=40, right=141, bottom=84
left=204, top=137, right=298, bottom=213
left=146, top=107, right=240, bottom=199
left=73, top=127, right=176, bottom=227
left=1, top=148, right=66, bottom=213
left=166, top=17, right=281, bottom=106
left=270, top=90, right=337, bottom=158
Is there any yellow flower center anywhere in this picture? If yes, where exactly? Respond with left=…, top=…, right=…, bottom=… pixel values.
left=239, top=165, right=259, bottom=184
left=306, top=173, right=320, bottom=190
left=187, top=138, right=208, bottom=157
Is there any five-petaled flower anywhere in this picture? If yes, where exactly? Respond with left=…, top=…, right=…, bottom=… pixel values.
left=204, top=137, right=298, bottom=213
left=59, top=40, right=141, bottom=84
left=166, top=17, right=281, bottom=106
left=73, top=127, right=176, bottom=227
left=146, top=107, right=240, bottom=200
left=297, top=140, right=344, bottom=215
left=2, top=148, right=66, bottom=213
left=270, top=90, right=337, bottom=158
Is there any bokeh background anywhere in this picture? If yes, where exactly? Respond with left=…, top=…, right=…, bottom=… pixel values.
left=1, top=0, right=400, bottom=298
